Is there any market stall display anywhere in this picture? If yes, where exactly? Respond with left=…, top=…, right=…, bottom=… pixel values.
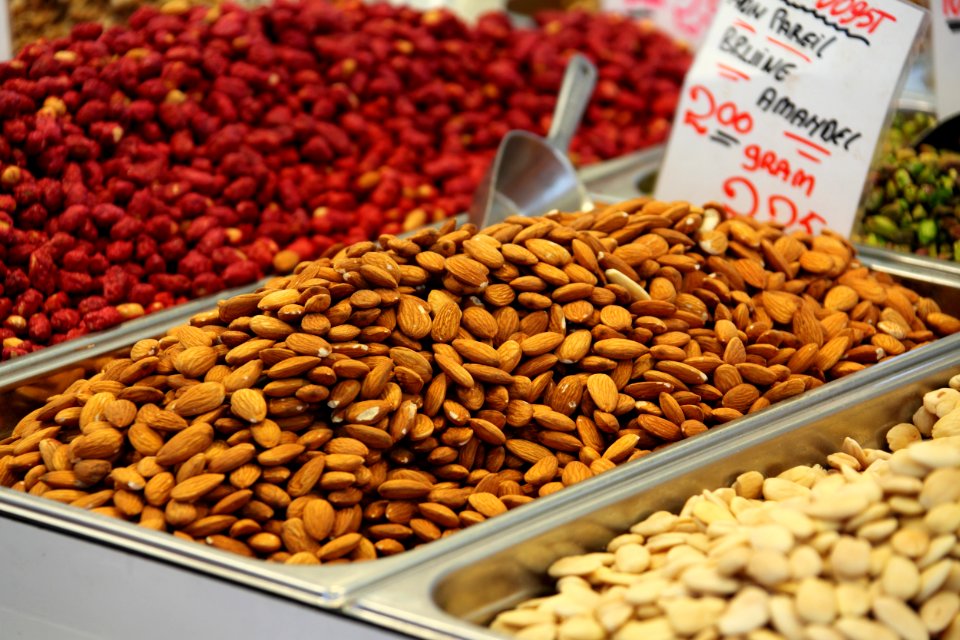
left=5, top=1, right=960, bottom=639
left=2, top=197, right=958, bottom=567
left=0, top=1, right=690, bottom=360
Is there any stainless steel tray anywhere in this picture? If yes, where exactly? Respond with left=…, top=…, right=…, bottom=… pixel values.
left=1, top=252, right=958, bottom=617
left=0, top=515, right=407, bottom=640
left=349, top=330, right=960, bottom=640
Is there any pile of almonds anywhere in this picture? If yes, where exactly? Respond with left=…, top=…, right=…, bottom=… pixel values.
left=0, top=198, right=958, bottom=565
left=491, top=376, right=960, bottom=640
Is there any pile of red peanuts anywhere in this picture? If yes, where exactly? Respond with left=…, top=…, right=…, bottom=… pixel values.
left=0, top=0, right=691, bottom=359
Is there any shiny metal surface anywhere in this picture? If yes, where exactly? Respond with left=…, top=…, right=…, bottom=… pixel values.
left=350, top=342, right=960, bottom=640
left=0, top=515, right=408, bottom=640
left=470, top=55, right=596, bottom=228
left=578, top=145, right=664, bottom=199
left=0, top=253, right=957, bottom=616
left=855, top=243, right=960, bottom=283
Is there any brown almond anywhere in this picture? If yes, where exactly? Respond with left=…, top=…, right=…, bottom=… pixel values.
left=467, top=492, right=507, bottom=518
left=556, top=330, right=593, bottom=364
left=824, top=285, right=859, bottom=311
left=171, top=382, right=225, bottom=417
left=230, top=388, right=267, bottom=423
left=452, top=339, right=500, bottom=367
left=156, top=423, right=214, bottom=467
left=207, top=443, right=257, bottom=474
left=586, top=374, right=619, bottom=412
left=303, top=499, right=335, bottom=541
left=170, top=473, right=225, bottom=503
left=521, top=332, right=565, bottom=357
left=378, top=479, right=433, bottom=500
left=318, top=532, right=363, bottom=560
left=761, top=291, right=799, bottom=325
left=602, top=434, right=641, bottom=461
left=174, top=346, right=219, bottom=378
left=287, top=455, right=327, bottom=497
left=561, top=462, right=593, bottom=486
left=593, top=339, right=647, bottom=359
left=524, top=455, right=559, bottom=485
left=257, top=443, right=305, bottom=467
left=815, top=336, right=851, bottom=371
left=71, top=428, right=124, bottom=460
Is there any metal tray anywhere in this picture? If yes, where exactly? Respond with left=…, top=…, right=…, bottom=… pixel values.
left=349, top=329, right=960, bottom=640
left=1, top=252, right=958, bottom=617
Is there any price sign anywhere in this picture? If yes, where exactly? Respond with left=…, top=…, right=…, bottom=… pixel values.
left=931, top=0, right=960, bottom=119
left=655, top=0, right=926, bottom=236
left=601, top=0, right=720, bottom=47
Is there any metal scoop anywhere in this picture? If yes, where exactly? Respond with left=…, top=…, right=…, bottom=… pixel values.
left=915, top=112, right=960, bottom=151
left=469, top=53, right=598, bottom=228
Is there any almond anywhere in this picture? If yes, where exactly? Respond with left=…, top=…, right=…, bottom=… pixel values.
left=285, top=333, right=332, bottom=357
left=431, top=302, right=462, bottom=343
left=815, top=336, right=851, bottom=371
left=762, top=291, right=799, bottom=324
left=722, top=383, right=760, bottom=413
left=586, top=374, right=619, bottom=412
left=798, top=250, right=834, bottom=274
left=207, top=443, right=257, bottom=474
left=230, top=388, right=267, bottom=423
left=557, top=330, right=593, bottom=364
left=467, top=492, right=507, bottom=517
left=734, top=259, right=767, bottom=289
left=156, top=423, right=214, bottom=467
left=452, top=339, right=499, bottom=367
left=602, top=433, right=641, bottom=461
left=170, top=473, right=224, bottom=503
left=318, top=532, right=363, bottom=560
left=824, top=285, right=859, bottom=312
left=103, top=399, right=138, bottom=428
left=171, top=382, right=225, bottom=417
left=377, top=479, right=433, bottom=500
left=71, top=428, right=124, bottom=460
left=287, top=455, right=327, bottom=497
left=735, top=363, right=780, bottom=387
left=524, top=455, right=559, bottom=485
left=469, top=418, right=506, bottom=445
left=560, top=461, right=593, bottom=486
left=593, top=338, right=648, bottom=359
left=462, top=237, right=504, bottom=269
left=505, top=439, right=553, bottom=463
left=174, top=346, right=220, bottom=378
left=521, top=332, right=565, bottom=357
left=257, top=443, right=305, bottom=467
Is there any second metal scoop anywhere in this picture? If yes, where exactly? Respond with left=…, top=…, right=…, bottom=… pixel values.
left=469, top=54, right=598, bottom=228
left=915, top=112, right=960, bottom=152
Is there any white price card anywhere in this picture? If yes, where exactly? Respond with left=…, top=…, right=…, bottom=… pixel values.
left=602, top=0, right=720, bottom=47
left=655, top=0, right=926, bottom=236
left=931, top=0, right=960, bottom=119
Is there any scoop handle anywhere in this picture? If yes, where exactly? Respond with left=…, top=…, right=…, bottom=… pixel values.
left=547, top=53, right=598, bottom=153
